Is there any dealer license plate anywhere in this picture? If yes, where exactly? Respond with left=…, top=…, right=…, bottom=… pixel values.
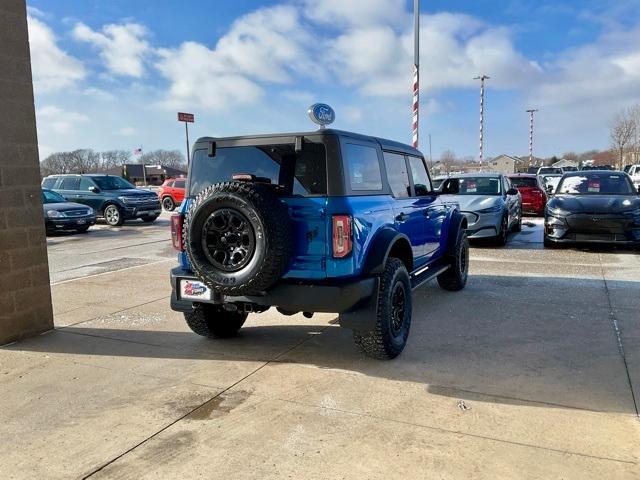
left=179, top=279, right=212, bottom=301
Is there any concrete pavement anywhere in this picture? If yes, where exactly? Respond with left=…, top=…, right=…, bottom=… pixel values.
left=1, top=218, right=639, bottom=479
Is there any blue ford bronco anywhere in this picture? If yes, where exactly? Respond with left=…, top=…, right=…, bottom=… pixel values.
left=170, top=124, right=468, bottom=359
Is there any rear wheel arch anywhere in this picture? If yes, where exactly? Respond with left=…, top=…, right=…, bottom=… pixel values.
left=363, top=229, right=413, bottom=275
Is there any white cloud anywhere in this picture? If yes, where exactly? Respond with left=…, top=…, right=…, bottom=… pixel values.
left=118, top=127, right=136, bottom=136
left=27, top=16, right=85, bottom=92
left=156, top=5, right=317, bottom=111
left=73, top=22, right=150, bottom=77
left=303, top=0, right=407, bottom=27
left=326, top=13, right=541, bottom=97
left=36, top=105, right=90, bottom=135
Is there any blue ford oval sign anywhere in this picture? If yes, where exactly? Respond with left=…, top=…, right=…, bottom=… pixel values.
left=308, top=103, right=335, bottom=127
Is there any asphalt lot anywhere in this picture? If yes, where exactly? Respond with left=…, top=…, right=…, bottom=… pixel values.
left=2, top=213, right=639, bottom=479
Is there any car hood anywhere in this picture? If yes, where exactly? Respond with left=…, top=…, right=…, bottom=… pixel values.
left=43, top=202, right=91, bottom=211
left=549, top=195, right=640, bottom=214
left=440, top=195, right=502, bottom=212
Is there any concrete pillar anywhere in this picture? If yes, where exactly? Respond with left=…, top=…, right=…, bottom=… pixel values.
left=0, top=0, right=54, bottom=344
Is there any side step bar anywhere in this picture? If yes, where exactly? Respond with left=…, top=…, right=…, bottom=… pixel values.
left=410, top=262, right=450, bottom=290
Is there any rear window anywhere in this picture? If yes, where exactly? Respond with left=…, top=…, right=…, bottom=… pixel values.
left=42, top=177, right=56, bottom=189
left=174, top=179, right=185, bottom=189
left=189, top=143, right=327, bottom=197
left=344, top=144, right=382, bottom=191
left=509, top=177, right=537, bottom=188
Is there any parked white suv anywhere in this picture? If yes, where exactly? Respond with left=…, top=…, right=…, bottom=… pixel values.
left=628, top=164, right=640, bottom=189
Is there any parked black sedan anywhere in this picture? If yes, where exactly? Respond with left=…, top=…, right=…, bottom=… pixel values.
left=544, top=171, right=640, bottom=247
left=43, top=189, right=96, bottom=234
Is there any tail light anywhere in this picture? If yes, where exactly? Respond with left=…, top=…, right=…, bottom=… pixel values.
left=171, top=214, right=184, bottom=251
left=332, top=215, right=352, bottom=258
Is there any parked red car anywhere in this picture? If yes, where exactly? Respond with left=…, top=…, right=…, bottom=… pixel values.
left=158, top=178, right=186, bottom=211
left=507, top=174, right=547, bottom=216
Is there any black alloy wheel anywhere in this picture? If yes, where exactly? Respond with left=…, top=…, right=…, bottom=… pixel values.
left=201, top=208, right=256, bottom=272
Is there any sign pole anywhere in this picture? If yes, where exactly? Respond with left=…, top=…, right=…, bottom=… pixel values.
left=177, top=112, right=195, bottom=167
left=185, top=122, right=191, bottom=165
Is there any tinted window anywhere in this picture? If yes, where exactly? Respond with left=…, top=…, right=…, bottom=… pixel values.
left=42, top=177, right=56, bottom=189
left=408, top=156, right=431, bottom=196
left=189, top=143, right=327, bottom=197
left=383, top=152, right=410, bottom=198
left=442, top=177, right=502, bottom=195
left=344, top=144, right=382, bottom=191
left=42, top=190, right=66, bottom=203
left=174, top=179, right=185, bottom=189
left=509, top=177, right=537, bottom=188
left=556, top=173, right=634, bottom=195
left=165, top=180, right=175, bottom=188
left=60, top=177, right=79, bottom=190
left=79, top=177, right=95, bottom=191
left=92, top=176, right=136, bottom=190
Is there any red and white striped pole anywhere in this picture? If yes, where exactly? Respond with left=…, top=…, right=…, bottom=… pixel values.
left=412, top=0, right=419, bottom=148
left=526, top=109, right=538, bottom=167
left=474, top=75, right=489, bottom=170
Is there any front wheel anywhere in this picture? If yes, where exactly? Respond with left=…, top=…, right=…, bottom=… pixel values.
left=162, top=196, right=175, bottom=211
left=353, top=258, right=412, bottom=360
left=494, top=215, right=509, bottom=246
left=103, top=204, right=124, bottom=226
left=184, top=303, right=248, bottom=338
left=437, top=229, right=469, bottom=291
left=513, top=208, right=522, bottom=232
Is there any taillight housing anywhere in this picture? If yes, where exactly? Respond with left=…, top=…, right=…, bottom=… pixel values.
left=171, top=214, right=184, bottom=251
left=332, top=215, right=352, bottom=258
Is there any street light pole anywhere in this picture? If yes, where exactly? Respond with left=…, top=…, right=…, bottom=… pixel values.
left=474, top=75, right=489, bottom=170
left=526, top=109, right=539, bottom=168
left=412, top=0, right=420, bottom=148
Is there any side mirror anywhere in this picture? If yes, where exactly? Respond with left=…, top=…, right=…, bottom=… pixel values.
left=546, top=185, right=554, bottom=194
left=89, top=186, right=100, bottom=193
left=637, top=186, right=640, bottom=194
left=506, top=188, right=519, bottom=196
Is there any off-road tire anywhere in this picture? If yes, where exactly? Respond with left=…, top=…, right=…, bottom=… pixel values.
left=162, top=196, right=175, bottom=211
left=103, top=204, right=124, bottom=226
left=353, top=258, right=412, bottom=360
left=184, top=181, right=293, bottom=296
left=141, top=214, right=159, bottom=223
left=184, top=303, right=247, bottom=338
left=437, top=229, right=469, bottom=291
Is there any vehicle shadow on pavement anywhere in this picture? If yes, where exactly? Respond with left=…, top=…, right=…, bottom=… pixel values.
left=7, top=274, right=638, bottom=415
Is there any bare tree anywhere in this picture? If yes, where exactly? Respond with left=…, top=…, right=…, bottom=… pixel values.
left=440, top=150, right=456, bottom=174
left=138, top=149, right=186, bottom=169
left=100, top=150, right=132, bottom=169
left=610, top=108, right=637, bottom=169
left=562, top=151, right=579, bottom=162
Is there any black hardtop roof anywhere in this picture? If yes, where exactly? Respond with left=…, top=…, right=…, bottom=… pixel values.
left=193, top=129, right=423, bottom=157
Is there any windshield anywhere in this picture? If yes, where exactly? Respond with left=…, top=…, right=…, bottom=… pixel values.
left=509, top=177, right=537, bottom=188
left=556, top=173, right=634, bottom=195
left=189, top=143, right=327, bottom=196
left=42, top=190, right=66, bottom=204
left=92, top=176, right=135, bottom=190
left=441, top=177, right=501, bottom=195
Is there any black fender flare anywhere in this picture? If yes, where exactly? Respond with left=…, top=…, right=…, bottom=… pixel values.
left=362, top=228, right=412, bottom=276
left=444, top=210, right=468, bottom=256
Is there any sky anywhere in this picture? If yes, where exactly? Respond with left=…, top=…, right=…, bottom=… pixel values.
left=26, top=0, right=640, bottom=161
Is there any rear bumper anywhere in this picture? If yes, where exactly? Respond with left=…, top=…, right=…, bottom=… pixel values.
left=169, top=267, right=377, bottom=315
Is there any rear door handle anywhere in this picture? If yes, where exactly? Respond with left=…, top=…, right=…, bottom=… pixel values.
left=396, top=213, right=409, bottom=222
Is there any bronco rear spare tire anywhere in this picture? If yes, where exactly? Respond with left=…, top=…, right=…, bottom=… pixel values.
left=184, top=181, right=293, bottom=296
